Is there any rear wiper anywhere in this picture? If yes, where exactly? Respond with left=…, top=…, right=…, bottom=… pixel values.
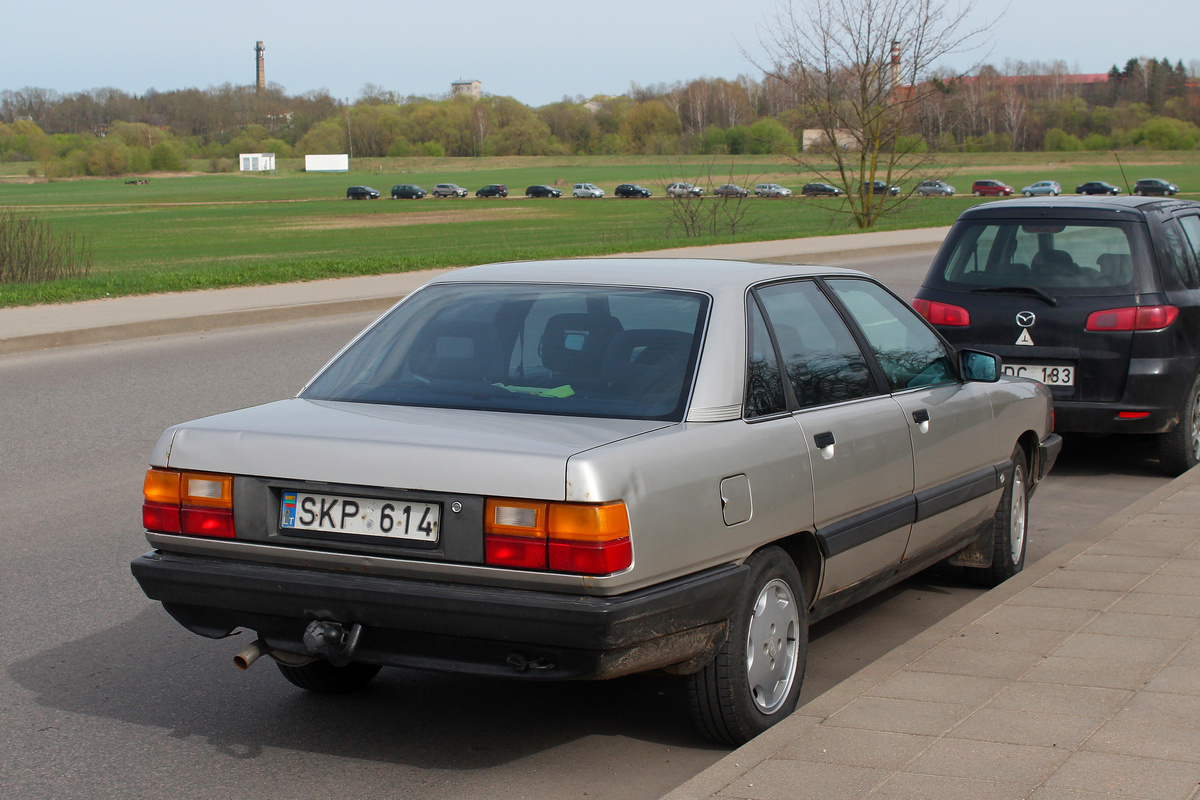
left=970, top=285, right=1059, bottom=307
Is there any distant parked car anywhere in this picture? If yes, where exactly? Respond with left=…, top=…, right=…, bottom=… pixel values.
left=714, top=184, right=750, bottom=198
left=667, top=182, right=704, bottom=198
left=476, top=184, right=508, bottom=198
left=971, top=180, right=1013, bottom=197
left=1135, top=178, right=1179, bottom=196
left=801, top=182, right=844, bottom=197
left=1076, top=181, right=1121, bottom=196
left=615, top=184, right=652, bottom=198
left=525, top=185, right=562, bottom=198
left=346, top=186, right=380, bottom=200
left=573, top=183, right=604, bottom=198
left=432, top=183, right=468, bottom=198
left=863, top=180, right=900, bottom=196
left=391, top=184, right=426, bottom=199
left=916, top=180, right=955, bottom=197
left=1020, top=181, right=1060, bottom=197
left=755, top=183, right=793, bottom=198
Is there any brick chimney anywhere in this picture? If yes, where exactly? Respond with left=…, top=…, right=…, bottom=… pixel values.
left=255, top=41, right=265, bottom=93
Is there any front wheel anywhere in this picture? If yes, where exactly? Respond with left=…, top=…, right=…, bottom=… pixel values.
left=688, top=547, right=807, bottom=745
left=967, top=444, right=1029, bottom=587
left=1157, top=375, right=1200, bottom=475
left=277, top=659, right=382, bottom=693
left=1023, top=191, right=1033, bottom=196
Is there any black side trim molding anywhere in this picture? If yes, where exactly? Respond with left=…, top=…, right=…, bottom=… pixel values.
left=914, top=462, right=1009, bottom=522
left=816, top=496, right=916, bottom=558
left=815, top=461, right=1012, bottom=559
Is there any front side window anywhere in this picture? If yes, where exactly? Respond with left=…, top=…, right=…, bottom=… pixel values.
left=828, top=279, right=957, bottom=392
left=755, top=281, right=878, bottom=408
left=302, top=283, right=708, bottom=421
left=936, top=220, right=1154, bottom=296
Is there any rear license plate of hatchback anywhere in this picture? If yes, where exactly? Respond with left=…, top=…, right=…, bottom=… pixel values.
left=280, top=491, right=439, bottom=542
left=1002, top=363, right=1075, bottom=386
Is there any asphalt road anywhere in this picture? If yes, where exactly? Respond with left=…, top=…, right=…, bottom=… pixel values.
left=0, top=251, right=1172, bottom=800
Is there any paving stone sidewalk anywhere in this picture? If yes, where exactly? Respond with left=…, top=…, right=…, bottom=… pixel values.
left=665, top=468, right=1200, bottom=800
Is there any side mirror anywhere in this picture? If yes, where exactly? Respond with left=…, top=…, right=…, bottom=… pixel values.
left=960, top=349, right=1000, bottom=382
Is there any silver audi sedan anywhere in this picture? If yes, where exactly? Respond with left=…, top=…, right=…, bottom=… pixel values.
left=133, top=258, right=1060, bottom=745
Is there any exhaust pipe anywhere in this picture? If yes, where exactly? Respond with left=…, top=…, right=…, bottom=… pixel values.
left=234, top=639, right=267, bottom=670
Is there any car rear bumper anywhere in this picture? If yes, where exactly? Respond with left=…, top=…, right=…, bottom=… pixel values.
left=131, top=550, right=745, bottom=680
left=1052, top=358, right=1195, bottom=434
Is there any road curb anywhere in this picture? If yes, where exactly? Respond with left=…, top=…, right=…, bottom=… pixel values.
left=0, top=296, right=398, bottom=355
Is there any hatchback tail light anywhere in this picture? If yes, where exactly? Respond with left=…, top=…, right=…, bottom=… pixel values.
left=485, top=499, right=631, bottom=575
left=1086, top=305, right=1178, bottom=332
left=912, top=298, right=970, bottom=326
left=143, top=468, right=235, bottom=539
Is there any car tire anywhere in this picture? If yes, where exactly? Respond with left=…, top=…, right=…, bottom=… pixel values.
left=1157, top=375, right=1200, bottom=476
left=687, top=547, right=807, bottom=745
left=967, top=444, right=1029, bottom=588
left=277, top=659, right=382, bottom=694
left=1023, top=191, right=1032, bottom=196
left=973, top=190, right=982, bottom=196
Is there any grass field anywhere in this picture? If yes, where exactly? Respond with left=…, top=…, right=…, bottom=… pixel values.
left=2, top=152, right=1198, bottom=307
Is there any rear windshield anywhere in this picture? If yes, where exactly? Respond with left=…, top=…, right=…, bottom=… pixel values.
left=934, top=219, right=1155, bottom=297
left=301, top=283, right=709, bottom=421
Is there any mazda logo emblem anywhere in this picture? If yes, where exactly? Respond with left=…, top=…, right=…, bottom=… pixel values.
left=1015, top=311, right=1036, bottom=328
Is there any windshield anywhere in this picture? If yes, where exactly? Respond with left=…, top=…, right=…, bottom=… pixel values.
left=936, top=219, right=1155, bottom=297
left=302, top=283, right=709, bottom=421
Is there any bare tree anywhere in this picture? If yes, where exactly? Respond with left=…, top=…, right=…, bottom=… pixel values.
left=752, top=0, right=994, bottom=228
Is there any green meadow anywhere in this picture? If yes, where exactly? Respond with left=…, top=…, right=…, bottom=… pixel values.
left=1, top=152, right=1198, bottom=307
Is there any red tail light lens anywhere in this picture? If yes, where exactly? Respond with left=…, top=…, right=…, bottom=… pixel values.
left=485, top=499, right=631, bottom=575
left=912, top=298, right=970, bottom=326
left=1086, top=305, right=1178, bottom=331
left=143, top=468, right=235, bottom=538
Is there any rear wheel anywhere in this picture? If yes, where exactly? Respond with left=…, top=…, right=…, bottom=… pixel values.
left=967, top=444, right=1028, bottom=587
left=973, top=190, right=982, bottom=196
left=688, top=547, right=807, bottom=745
left=276, top=659, right=381, bottom=693
left=1157, top=375, right=1200, bottom=475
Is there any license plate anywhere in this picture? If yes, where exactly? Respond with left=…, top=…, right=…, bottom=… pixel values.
left=280, top=491, right=439, bottom=542
left=1002, top=363, right=1075, bottom=386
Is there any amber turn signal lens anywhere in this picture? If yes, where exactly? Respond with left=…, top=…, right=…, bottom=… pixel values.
left=547, top=502, right=630, bottom=542
left=143, top=468, right=181, bottom=505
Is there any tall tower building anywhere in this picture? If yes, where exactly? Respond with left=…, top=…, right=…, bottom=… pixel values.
left=255, top=41, right=266, bottom=93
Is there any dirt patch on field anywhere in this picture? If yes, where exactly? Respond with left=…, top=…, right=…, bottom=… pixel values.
left=290, top=205, right=547, bottom=230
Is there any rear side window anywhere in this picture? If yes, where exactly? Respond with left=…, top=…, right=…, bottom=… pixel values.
left=936, top=220, right=1154, bottom=297
left=1175, top=216, right=1200, bottom=290
left=755, top=281, right=878, bottom=408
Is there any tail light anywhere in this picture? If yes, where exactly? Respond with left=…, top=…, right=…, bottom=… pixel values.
left=912, top=298, right=970, bottom=326
left=1086, top=305, right=1178, bottom=332
left=143, top=468, right=235, bottom=539
left=485, top=499, right=631, bottom=575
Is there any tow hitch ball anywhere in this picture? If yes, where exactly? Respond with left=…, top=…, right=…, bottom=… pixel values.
left=302, top=620, right=364, bottom=667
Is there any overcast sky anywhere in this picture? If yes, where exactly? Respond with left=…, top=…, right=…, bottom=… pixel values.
left=4, top=1, right=1197, bottom=107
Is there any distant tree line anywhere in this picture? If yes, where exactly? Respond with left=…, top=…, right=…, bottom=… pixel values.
left=0, top=56, right=1197, bottom=177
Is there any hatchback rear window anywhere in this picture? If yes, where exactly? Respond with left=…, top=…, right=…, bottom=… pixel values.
left=302, top=283, right=709, bottom=421
left=936, top=220, right=1155, bottom=296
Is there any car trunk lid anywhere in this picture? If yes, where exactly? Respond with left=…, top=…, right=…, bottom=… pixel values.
left=158, top=398, right=673, bottom=500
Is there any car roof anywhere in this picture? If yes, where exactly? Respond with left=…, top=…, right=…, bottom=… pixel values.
left=955, top=195, right=1200, bottom=221
left=427, top=258, right=869, bottom=295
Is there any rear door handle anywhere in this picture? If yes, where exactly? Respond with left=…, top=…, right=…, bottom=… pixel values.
left=814, top=431, right=836, bottom=448
left=912, top=408, right=930, bottom=433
